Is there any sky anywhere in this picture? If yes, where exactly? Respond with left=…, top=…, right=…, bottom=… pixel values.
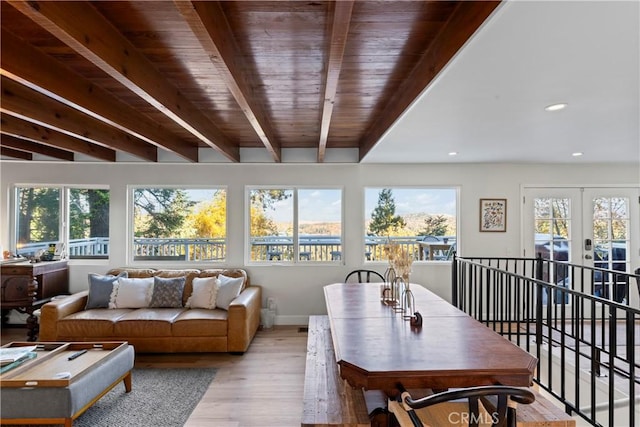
left=179, top=187, right=456, bottom=223
left=267, top=187, right=457, bottom=223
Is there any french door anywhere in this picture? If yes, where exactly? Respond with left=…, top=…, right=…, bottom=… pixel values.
left=523, top=187, right=639, bottom=304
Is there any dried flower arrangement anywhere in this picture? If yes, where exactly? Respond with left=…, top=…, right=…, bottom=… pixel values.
left=383, top=241, right=413, bottom=281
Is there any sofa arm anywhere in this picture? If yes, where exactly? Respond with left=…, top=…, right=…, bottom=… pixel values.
left=39, top=291, right=89, bottom=341
left=227, top=285, right=262, bottom=353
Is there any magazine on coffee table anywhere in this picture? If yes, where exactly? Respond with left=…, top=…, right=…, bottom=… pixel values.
left=0, top=345, right=37, bottom=366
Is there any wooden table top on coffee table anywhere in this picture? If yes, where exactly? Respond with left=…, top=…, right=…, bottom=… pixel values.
left=324, top=283, right=538, bottom=394
left=0, top=341, right=130, bottom=387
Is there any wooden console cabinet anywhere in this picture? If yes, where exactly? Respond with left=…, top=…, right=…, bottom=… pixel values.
left=1, top=260, right=69, bottom=341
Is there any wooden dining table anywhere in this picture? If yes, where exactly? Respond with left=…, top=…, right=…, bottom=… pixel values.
left=324, top=283, right=538, bottom=395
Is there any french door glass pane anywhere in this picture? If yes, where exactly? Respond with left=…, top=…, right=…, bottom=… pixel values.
left=533, top=197, right=570, bottom=262
left=592, top=197, right=630, bottom=299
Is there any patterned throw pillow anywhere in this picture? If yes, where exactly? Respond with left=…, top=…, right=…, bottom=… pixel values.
left=149, top=276, right=186, bottom=308
left=85, top=272, right=128, bottom=309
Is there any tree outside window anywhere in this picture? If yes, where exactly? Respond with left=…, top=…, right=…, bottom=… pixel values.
left=132, top=188, right=226, bottom=262
left=365, top=187, right=457, bottom=262
left=15, top=186, right=109, bottom=259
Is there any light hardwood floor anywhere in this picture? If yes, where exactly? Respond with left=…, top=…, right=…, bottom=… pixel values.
left=1, top=326, right=309, bottom=427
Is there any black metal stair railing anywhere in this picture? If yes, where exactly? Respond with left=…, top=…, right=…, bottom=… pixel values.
left=452, top=253, right=640, bottom=427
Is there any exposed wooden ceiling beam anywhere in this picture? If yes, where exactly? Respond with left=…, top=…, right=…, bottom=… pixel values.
left=0, top=113, right=116, bottom=162
left=318, top=1, right=353, bottom=162
left=177, top=1, right=281, bottom=162
left=0, top=28, right=198, bottom=163
left=1, top=77, right=157, bottom=162
left=1, top=146, right=32, bottom=160
left=1, top=134, right=74, bottom=161
left=358, top=1, right=502, bottom=161
left=7, top=1, right=240, bottom=162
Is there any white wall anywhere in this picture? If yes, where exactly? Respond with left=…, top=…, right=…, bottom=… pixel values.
left=1, top=161, right=638, bottom=325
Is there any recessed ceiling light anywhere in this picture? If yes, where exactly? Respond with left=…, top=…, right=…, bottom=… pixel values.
left=544, top=103, right=568, bottom=112
left=448, top=151, right=458, bottom=156
left=572, top=152, right=583, bottom=157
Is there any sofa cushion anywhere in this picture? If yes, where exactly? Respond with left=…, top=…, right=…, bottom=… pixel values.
left=85, top=271, right=128, bottom=310
left=172, top=309, right=228, bottom=337
left=57, top=309, right=131, bottom=337
left=113, top=308, right=184, bottom=337
left=149, top=276, right=185, bottom=308
left=106, top=268, right=155, bottom=279
left=186, top=277, right=219, bottom=309
left=109, top=277, right=154, bottom=308
left=216, top=274, right=244, bottom=310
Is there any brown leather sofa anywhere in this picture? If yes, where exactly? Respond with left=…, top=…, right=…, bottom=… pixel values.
left=39, top=267, right=261, bottom=353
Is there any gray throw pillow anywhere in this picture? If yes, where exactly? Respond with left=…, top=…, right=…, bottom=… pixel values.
left=149, top=276, right=186, bottom=308
left=85, top=271, right=128, bottom=309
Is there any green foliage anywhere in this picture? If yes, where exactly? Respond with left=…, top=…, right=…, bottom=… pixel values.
left=368, top=189, right=406, bottom=236
left=17, top=187, right=60, bottom=243
left=134, top=189, right=195, bottom=238
left=250, top=189, right=291, bottom=210
left=69, top=189, right=109, bottom=239
left=418, top=215, right=448, bottom=237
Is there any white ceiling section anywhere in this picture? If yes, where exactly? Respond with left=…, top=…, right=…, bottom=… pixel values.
left=364, top=0, right=640, bottom=164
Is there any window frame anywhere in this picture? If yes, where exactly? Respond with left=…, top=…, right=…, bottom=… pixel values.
left=12, top=184, right=111, bottom=261
left=128, top=185, right=228, bottom=265
left=245, top=185, right=344, bottom=265
left=363, top=186, right=460, bottom=264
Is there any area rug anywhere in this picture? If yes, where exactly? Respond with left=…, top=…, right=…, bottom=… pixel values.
left=75, top=368, right=216, bottom=427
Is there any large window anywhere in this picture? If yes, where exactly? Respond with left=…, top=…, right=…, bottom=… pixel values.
left=15, top=186, right=110, bottom=259
left=131, top=187, right=226, bottom=262
left=364, top=187, right=458, bottom=262
left=248, top=187, right=343, bottom=263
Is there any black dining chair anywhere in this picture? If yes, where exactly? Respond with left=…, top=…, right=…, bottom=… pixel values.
left=344, top=269, right=385, bottom=283
left=388, top=382, right=535, bottom=427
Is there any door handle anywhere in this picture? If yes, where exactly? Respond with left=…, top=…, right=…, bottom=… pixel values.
left=585, top=254, right=593, bottom=260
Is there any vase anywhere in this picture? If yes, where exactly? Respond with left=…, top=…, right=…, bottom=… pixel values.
left=383, top=267, right=397, bottom=305
left=401, top=283, right=414, bottom=320
left=392, top=277, right=405, bottom=312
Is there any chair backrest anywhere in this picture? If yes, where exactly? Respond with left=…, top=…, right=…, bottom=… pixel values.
left=393, top=383, right=535, bottom=427
left=345, top=269, right=385, bottom=283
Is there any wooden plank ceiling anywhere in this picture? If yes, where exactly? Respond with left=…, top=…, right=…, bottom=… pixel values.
left=0, top=1, right=500, bottom=163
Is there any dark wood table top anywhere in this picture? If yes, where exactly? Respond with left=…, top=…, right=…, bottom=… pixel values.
left=324, top=283, right=538, bottom=394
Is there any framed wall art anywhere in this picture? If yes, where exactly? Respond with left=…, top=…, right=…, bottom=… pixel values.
left=479, top=198, right=507, bottom=232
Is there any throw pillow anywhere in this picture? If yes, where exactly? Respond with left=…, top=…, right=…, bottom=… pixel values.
left=85, top=272, right=128, bottom=310
left=216, top=274, right=244, bottom=310
left=109, top=277, right=154, bottom=309
left=149, top=276, right=186, bottom=308
left=186, top=277, right=220, bottom=309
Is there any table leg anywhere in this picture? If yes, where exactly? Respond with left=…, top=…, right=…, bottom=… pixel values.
left=123, top=371, right=133, bottom=393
